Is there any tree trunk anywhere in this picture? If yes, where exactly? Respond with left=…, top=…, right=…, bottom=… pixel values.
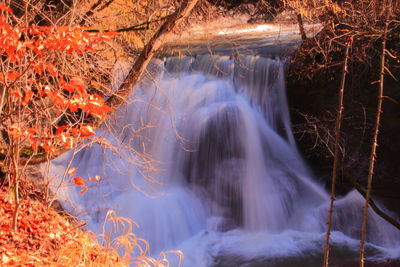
left=296, top=13, right=307, bottom=40
left=359, top=1, right=391, bottom=266
left=323, top=37, right=352, bottom=267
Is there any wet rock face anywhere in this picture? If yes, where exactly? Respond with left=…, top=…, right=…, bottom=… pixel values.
left=286, top=28, right=400, bottom=215
left=183, top=105, right=245, bottom=227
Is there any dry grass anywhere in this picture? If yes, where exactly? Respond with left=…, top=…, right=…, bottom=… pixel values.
left=0, top=187, right=181, bottom=266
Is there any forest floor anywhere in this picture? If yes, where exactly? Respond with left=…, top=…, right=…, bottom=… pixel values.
left=0, top=184, right=124, bottom=266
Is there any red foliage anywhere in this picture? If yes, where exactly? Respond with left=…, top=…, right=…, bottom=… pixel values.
left=0, top=5, right=115, bottom=153
left=73, top=177, right=85, bottom=186
left=0, top=5, right=117, bottom=196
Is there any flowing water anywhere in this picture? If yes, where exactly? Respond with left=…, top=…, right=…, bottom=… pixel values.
left=48, top=26, right=400, bottom=266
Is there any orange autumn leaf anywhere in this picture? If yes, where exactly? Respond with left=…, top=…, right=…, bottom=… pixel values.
left=67, top=168, right=77, bottom=177
left=0, top=3, right=12, bottom=13
left=43, top=62, right=57, bottom=76
left=69, top=77, right=85, bottom=95
left=79, top=186, right=88, bottom=194
left=22, top=89, right=34, bottom=105
left=59, top=132, right=68, bottom=144
left=33, top=65, right=43, bottom=76
left=56, top=125, right=68, bottom=135
left=79, top=125, right=95, bottom=137
left=12, top=90, right=22, bottom=98
left=8, top=125, right=22, bottom=138
left=73, top=177, right=85, bottom=186
left=7, top=72, right=20, bottom=81
left=104, top=31, right=118, bottom=37
left=27, top=128, right=36, bottom=135
left=42, top=144, right=57, bottom=153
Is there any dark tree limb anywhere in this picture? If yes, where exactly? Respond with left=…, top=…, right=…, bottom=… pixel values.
left=352, top=179, right=400, bottom=232
left=339, top=169, right=400, bottom=231
left=296, top=13, right=307, bottom=40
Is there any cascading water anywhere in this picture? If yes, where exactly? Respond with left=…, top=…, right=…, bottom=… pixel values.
left=49, top=54, right=400, bottom=266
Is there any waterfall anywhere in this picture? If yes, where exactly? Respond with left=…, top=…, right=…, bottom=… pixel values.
left=48, top=54, right=400, bottom=266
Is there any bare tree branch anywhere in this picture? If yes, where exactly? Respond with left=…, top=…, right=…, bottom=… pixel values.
left=22, top=0, right=200, bottom=165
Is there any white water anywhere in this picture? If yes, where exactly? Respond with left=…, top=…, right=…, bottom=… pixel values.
left=49, top=55, right=400, bottom=266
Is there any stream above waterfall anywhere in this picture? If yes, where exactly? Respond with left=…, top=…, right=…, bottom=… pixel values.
left=160, top=23, right=321, bottom=57
left=48, top=24, right=400, bottom=267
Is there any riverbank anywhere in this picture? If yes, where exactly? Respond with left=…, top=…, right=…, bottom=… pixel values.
left=0, top=186, right=124, bottom=265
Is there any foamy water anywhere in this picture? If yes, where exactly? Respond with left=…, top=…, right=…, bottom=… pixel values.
left=48, top=54, right=400, bottom=266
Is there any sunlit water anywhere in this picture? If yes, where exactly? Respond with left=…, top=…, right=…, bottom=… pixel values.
left=48, top=28, right=400, bottom=267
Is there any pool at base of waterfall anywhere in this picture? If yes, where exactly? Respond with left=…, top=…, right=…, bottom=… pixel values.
left=171, top=227, right=398, bottom=266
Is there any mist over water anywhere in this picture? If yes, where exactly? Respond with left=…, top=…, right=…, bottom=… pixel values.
left=49, top=54, right=400, bottom=266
